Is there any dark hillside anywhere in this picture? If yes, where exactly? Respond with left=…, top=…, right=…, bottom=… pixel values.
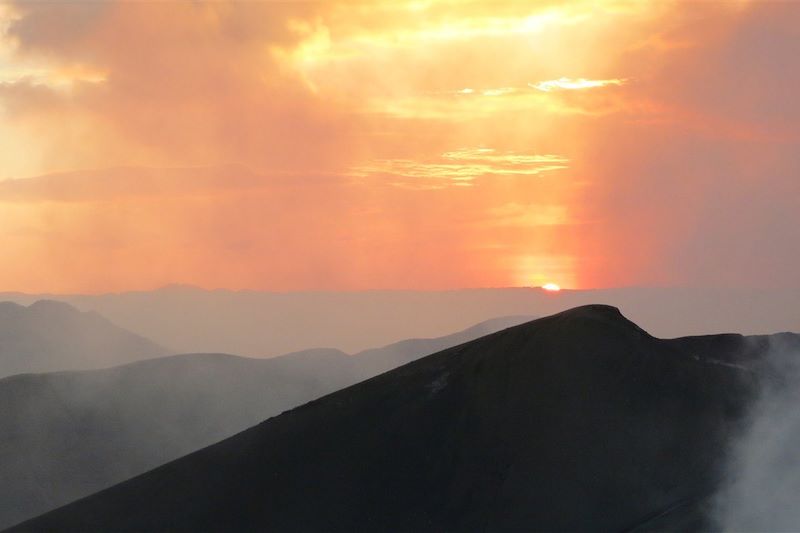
left=13, top=305, right=788, bottom=532
left=0, top=317, right=526, bottom=529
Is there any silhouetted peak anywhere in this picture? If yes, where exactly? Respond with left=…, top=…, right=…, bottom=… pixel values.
left=509, top=304, right=652, bottom=341
left=552, top=304, right=626, bottom=321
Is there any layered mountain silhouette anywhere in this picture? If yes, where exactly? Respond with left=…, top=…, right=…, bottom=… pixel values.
left=0, top=315, right=529, bottom=529
left=0, top=300, right=166, bottom=379
left=4, top=285, right=798, bottom=357
left=11, top=305, right=796, bottom=532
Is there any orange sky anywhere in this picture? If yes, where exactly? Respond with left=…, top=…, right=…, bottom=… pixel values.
left=0, top=0, right=798, bottom=293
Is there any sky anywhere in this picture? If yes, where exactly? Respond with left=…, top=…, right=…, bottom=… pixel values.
left=0, top=0, right=797, bottom=293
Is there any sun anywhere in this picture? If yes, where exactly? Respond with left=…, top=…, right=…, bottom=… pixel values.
left=542, top=283, right=561, bottom=292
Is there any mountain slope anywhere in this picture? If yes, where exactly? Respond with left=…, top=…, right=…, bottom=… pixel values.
left=13, top=305, right=791, bottom=532
left=352, top=315, right=532, bottom=377
left=0, top=349, right=348, bottom=530
left=0, top=300, right=166, bottom=378
left=0, top=316, right=528, bottom=529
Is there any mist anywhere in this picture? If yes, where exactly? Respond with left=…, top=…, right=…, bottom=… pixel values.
left=713, top=334, right=800, bottom=530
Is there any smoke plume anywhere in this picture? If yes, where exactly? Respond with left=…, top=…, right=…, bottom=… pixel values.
left=713, top=334, right=800, bottom=531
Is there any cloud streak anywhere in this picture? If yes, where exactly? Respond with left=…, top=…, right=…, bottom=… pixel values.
left=351, top=148, right=568, bottom=188
left=529, top=77, right=627, bottom=92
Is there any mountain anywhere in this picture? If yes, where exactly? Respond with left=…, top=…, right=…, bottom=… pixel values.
left=2, top=286, right=797, bottom=357
left=0, top=316, right=529, bottom=530
left=0, top=300, right=166, bottom=378
left=12, top=305, right=796, bottom=532
left=352, top=315, right=532, bottom=377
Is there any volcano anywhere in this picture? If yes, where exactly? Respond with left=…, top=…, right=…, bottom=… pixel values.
left=10, top=305, right=796, bottom=532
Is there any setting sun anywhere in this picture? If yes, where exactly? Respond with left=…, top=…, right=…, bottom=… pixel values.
left=542, top=283, right=561, bottom=292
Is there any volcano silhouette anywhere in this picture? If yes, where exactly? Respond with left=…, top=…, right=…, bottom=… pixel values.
left=11, top=305, right=795, bottom=532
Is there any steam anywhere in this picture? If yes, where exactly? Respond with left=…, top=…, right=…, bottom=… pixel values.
left=713, top=335, right=800, bottom=531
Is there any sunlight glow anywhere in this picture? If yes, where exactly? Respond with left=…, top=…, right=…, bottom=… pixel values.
left=0, top=0, right=760, bottom=292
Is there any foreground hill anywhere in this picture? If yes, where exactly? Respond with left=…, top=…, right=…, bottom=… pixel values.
left=0, top=300, right=166, bottom=378
left=13, top=306, right=796, bottom=532
left=0, top=316, right=528, bottom=529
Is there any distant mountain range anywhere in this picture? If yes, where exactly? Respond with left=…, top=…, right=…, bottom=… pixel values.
left=11, top=306, right=799, bottom=532
left=0, top=300, right=167, bottom=379
left=0, top=315, right=529, bottom=529
left=2, top=286, right=797, bottom=358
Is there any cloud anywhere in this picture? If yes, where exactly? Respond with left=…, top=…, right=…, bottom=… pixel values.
left=0, top=0, right=357, bottom=177
left=529, top=77, right=627, bottom=92
left=479, top=87, right=517, bottom=97
left=351, top=148, right=568, bottom=188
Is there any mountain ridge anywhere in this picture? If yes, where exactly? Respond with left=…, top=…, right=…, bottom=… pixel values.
left=0, top=299, right=167, bottom=378
left=12, top=305, right=792, bottom=532
left=3, top=287, right=797, bottom=357
left=0, top=315, right=530, bottom=529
